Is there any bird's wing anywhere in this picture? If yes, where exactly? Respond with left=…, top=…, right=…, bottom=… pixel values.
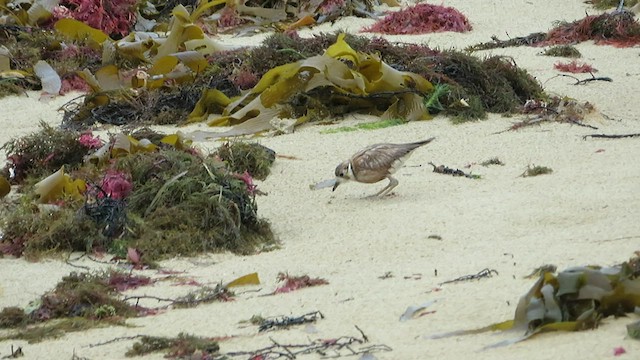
left=352, top=143, right=422, bottom=174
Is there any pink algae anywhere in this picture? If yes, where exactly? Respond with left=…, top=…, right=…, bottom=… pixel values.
left=364, top=3, right=472, bottom=35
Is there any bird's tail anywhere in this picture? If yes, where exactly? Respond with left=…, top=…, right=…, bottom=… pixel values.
left=413, top=137, right=436, bottom=147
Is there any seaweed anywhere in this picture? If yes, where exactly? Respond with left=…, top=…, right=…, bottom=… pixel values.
left=320, top=118, right=406, bottom=134
left=125, top=333, right=219, bottom=358
left=0, top=271, right=152, bottom=342
left=521, top=165, right=553, bottom=177
left=554, top=60, right=597, bottom=73
left=434, top=253, right=640, bottom=348
left=1, top=122, right=95, bottom=183
left=214, top=142, right=276, bottom=181
left=0, top=127, right=276, bottom=260
left=0, top=202, right=107, bottom=259
left=469, top=12, right=640, bottom=50
left=363, top=3, right=472, bottom=35
left=542, top=45, right=582, bottom=58
left=116, top=149, right=276, bottom=259
left=273, top=273, right=329, bottom=294
left=424, top=52, right=544, bottom=122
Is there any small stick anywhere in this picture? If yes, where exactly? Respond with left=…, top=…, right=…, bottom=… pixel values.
left=583, top=133, right=640, bottom=140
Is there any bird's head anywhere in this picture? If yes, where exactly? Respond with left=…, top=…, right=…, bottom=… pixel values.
left=333, top=161, right=352, bottom=191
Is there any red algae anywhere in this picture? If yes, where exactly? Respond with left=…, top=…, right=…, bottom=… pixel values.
left=543, top=12, right=640, bottom=47
left=51, top=0, right=137, bottom=37
left=554, top=60, right=597, bottom=73
left=363, top=3, right=472, bottom=35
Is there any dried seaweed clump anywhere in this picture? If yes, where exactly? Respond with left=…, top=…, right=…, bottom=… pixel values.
left=469, top=12, right=640, bottom=50
left=1, top=122, right=99, bottom=183
left=214, top=142, right=276, bottom=181
left=425, top=52, right=545, bottom=122
left=0, top=271, right=151, bottom=342
left=542, top=45, right=582, bottom=58
left=0, top=29, right=101, bottom=97
left=438, top=253, right=640, bottom=347
left=0, top=127, right=276, bottom=260
left=363, top=3, right=472, bottom=34
left=126, top=333, right=220, bottom=358
left=115, top=149, right=276, bottom=259
left=62, top=86, right=204, bottom=129
left=0, top=272, right=134, bottom=329
left=0, top=205, right=108, bottom=258
left=545, top=11, right=640, bottom=47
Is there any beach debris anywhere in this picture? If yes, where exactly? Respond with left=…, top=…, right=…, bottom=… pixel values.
left=614, top=346, right=627, bottom=356
left=214, top=142, right=276, bottom=181
left=310, top=178, right=338, bottom=191
left=440, top=268, right=498, bottom=285
left=429, top=162, right=481, bottom=179
left=33, top=60, right=61, bottom=95
left=431, top=253, right=640, bottom=348
left=0, top=271, right=155, bottom=342
left=520, top=165, right=553, bottom=177
left=0, top=126, right=276, bottom=260
left=468, top=11, right=640, bottom=50
left=559, top=73, right=613, bottom=85
left=186, top=33, right=435, bottom=138
left=583, top=132, right=640, bottom=139
left=524, top=264, right=557, bottom=279
left=225, top=272, right=261, bottom=288
left=257, top=311, right=324, bottom=332
left=320, top=118, right=406, bottom=134
left=273, top=273, right=329, bottom=294
left=479, top=157, right=505, bottom=167
left=627, top=319, right=640, bottom=339
left=125, top=333, right=220, bottom=358
left=496, top=96, right=601, bottom=133
left=541, top=45, right=582, bottom=58
left=1, top=122, right=93, bottom=183
left=1, top=345, right=23, bottom=359
left=554, top=60, right=597, bottom=73
left=224, top=326, right=392, bottom=359
left=399, top=300, right=437, bottom=322
left=34, top=165, right=86, bottom=203
left=363, top=3, right=471, bottom=35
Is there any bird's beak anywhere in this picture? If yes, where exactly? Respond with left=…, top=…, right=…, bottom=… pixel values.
left=332, top=178, right=341, bottom=191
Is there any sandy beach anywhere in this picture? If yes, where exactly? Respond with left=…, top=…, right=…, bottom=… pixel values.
left=1, top=0, right=640, bottom=359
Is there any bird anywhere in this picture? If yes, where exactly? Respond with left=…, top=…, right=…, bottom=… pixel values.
left=332, top=138, right=435, bottom=196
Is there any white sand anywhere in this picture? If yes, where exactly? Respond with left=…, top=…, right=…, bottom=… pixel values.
left=2, top=0, right=640, bottom=359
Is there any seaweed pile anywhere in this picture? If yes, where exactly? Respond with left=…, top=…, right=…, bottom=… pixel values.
left=0, top=124, right=277, bottom=261
left=1, top=0, right=546, bottom=127
left=435, top=253, right=640, bottom=348
left=0, top=271, right=149, bottom=342
left=468, top=11, right=640, bottom=51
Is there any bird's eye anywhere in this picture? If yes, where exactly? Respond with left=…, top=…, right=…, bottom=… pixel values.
left=338, top=172, right=344, bottom=177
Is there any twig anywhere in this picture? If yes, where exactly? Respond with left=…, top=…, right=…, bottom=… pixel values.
left=583, top=133, right=640, bottom=140
left=65, top=253, right=90, bottom=270
left=440, top=268, right=499, bottom=285
left=1, top=345, right=23, bottom=359
left=87, top=335, right=144, bottom=348
left=567, top=120, right=598, bottom=129
left=354, top=325, right=369, bottom=342
left=558, top=73, right=613, bottom=85
left=269, top=337, right=296, bottom=359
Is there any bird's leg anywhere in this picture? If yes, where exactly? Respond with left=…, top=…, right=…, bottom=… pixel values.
left=373, top=176, right=398, bottom=197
